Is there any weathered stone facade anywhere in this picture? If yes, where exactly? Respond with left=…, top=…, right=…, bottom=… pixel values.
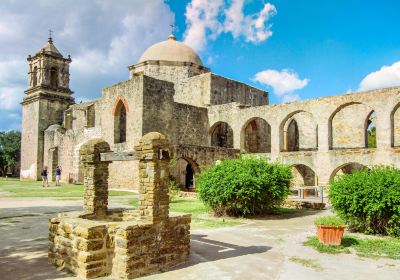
left=21, top=35, right=400, bottom=189
left=49, top=132, right=191, bottom=279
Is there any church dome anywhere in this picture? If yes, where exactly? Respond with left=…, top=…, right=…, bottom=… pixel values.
left=138, top=35, right=202, bottom=66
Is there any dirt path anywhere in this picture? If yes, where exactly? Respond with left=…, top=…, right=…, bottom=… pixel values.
left=0, top=198, right=399, bottom=280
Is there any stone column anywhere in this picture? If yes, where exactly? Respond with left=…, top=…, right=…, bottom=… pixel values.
left=79, top=139, right=111, bottom=217
left=135, top=132, right=170, bottom=223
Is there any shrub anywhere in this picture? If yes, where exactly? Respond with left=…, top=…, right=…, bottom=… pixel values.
left=196, top=157, right=292, bottom=217
left=314, top=216, right=344, bottom=227
left=329, top=166, right=400, bottom=237
left=168, top=175, right=180, bottom=200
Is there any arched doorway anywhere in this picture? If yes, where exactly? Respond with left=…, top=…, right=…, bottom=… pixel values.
left=287, top=119, right=299, bottom=151
left=291, top=164, right=316, bottom=186
left=241, top=117, right=271, bottom=152
left=365, top=111, right=376, bottom=148
left=210, top=121, right=234, bottom=148
left=280, top=111, right=317, bottom=152
left=185, top=164, right=194, bottom=189
left=330, top=162, right=367, bottom=182
left=329, top=102, right=375, bottom=149
left=170, top=158, right=200, bottom=191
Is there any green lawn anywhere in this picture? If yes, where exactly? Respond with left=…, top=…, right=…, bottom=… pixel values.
left=129, top=197, right=243, bottom=230
left=0, top=178, right=133, bottom=197
left=304, top=235, right=400, bottom=260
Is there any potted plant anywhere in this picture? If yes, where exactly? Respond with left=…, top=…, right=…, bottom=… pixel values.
left=315, top=216, right=345, bottom=245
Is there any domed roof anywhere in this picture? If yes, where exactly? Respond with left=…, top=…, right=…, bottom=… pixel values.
left=138, top=35, right=202, bottom=66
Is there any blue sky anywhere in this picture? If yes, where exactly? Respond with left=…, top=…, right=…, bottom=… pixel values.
left=1, top=0, right=400, bottom=131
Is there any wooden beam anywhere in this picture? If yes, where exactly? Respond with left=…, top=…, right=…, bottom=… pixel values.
left=100, top=151, right=137, bottom=161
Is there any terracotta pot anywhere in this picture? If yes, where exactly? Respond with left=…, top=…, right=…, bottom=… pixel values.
left=317, top=225, right=345, bottom=245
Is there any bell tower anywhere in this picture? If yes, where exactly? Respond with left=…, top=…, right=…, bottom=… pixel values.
left=20, top=34, right=74, bottom=180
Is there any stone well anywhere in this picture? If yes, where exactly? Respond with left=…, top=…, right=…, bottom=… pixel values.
left=48, top=132, right=191, bottom=279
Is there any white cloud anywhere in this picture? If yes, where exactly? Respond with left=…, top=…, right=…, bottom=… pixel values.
left=253, top=69, right=309, bottom=101
left=183, top=0, right=276, bottom=51
left=0, top=0, right=174, bottom=131
left=358, top=61, right=400, bottom=91
left=224, top=1, right=276, bottom=43
left=183, top=0, right=224, bottom=52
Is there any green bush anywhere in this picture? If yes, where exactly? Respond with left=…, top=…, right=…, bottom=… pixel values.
left=314, top=216, right=344, bottom=227
left=168, top=175, right=181, bottom=200
left=329, top=166, right=400, bottom=237
left=196, top=157, right=292, bottom=217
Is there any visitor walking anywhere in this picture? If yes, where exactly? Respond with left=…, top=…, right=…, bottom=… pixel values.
left=55, top=166, right=62, bottom=186
left=41, top=167, right=48, bottom=187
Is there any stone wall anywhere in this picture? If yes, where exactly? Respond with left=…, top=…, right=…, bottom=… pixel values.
left=49, top=133, right=191, bottom=279
left=208, top=87, right=400, bottom=185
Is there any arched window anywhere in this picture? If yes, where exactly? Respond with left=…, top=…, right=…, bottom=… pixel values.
left=287, top=119, right=299, bottom=151
left=50, top=67, right=58, bottom=88
left=32, top=66, right=38, bottom=87
left=114, top=101, right=127, bottom=143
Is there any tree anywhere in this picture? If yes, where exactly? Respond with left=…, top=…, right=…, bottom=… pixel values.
left=0, top=131, right=21, bottom=176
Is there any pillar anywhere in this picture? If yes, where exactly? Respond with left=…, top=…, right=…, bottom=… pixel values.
left=79, top=139, right=111, bottom=217
left=135, top=132, right=170, bottom=223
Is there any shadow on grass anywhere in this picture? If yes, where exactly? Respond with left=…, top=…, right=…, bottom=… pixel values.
left=252, top=208, right=324, bottom=221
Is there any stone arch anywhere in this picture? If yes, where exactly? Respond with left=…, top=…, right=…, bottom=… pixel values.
left=112, top=96, right=130, bottom=116
left=291, top=164, right=316, bottom=186
left=391, top=102, right=400, bottom=147
left=170, top=157, right=200, bottom=190
left=329, top=162, right=367, bottom=182
left=209, top=121, right=234, bottom=148
left=280, top=111, right=317, bottom=152
left=365, top=110, right=376, bottom=148
left=114, top=99, right=128, bottom=144
left=241, top=117, right=271, bottom=153
left=50, top=67, right=58, bottom=88
left=328, top=102, right=375, bottom=149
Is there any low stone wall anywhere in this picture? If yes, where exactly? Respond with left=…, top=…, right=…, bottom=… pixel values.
left=49, top=133, right=191, bottom=279
left=113, top=215, right=191, bottom=279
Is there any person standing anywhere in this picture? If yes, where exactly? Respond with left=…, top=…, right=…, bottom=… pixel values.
left=55, top=166, right=62, bottom=186
left=41, top=167, right=48, bottom=187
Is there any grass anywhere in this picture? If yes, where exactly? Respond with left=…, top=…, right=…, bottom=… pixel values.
left=0, top=178, right=133, bottom=198
left=314, top=216, right=344, bottom=227
left=304, top=235, right=400, bottom=260
left=129, top=197, right=243, bottom=230
left=289, top=256, right=323, bottom=271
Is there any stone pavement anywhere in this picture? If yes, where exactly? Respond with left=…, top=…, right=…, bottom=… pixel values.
left=0, top=198, right=399, bottom=280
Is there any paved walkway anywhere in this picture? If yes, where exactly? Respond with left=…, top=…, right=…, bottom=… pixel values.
left=0, top=198, right=399, bottom=280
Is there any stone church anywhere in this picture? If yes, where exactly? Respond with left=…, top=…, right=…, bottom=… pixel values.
left=20, top=34, right=400, bottom=189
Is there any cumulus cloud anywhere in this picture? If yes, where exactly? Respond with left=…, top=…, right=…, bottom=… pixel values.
left=358, top=61, right=400, bottom=91
left=183, top=0, right=224, bottom=52
left=252, top=69, right=309, bottom=102
left=0, top=0, right=174, bottom=131
left=184, top=0, right=276, bottom=51
left=224, top=1, right=276, bottom=43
